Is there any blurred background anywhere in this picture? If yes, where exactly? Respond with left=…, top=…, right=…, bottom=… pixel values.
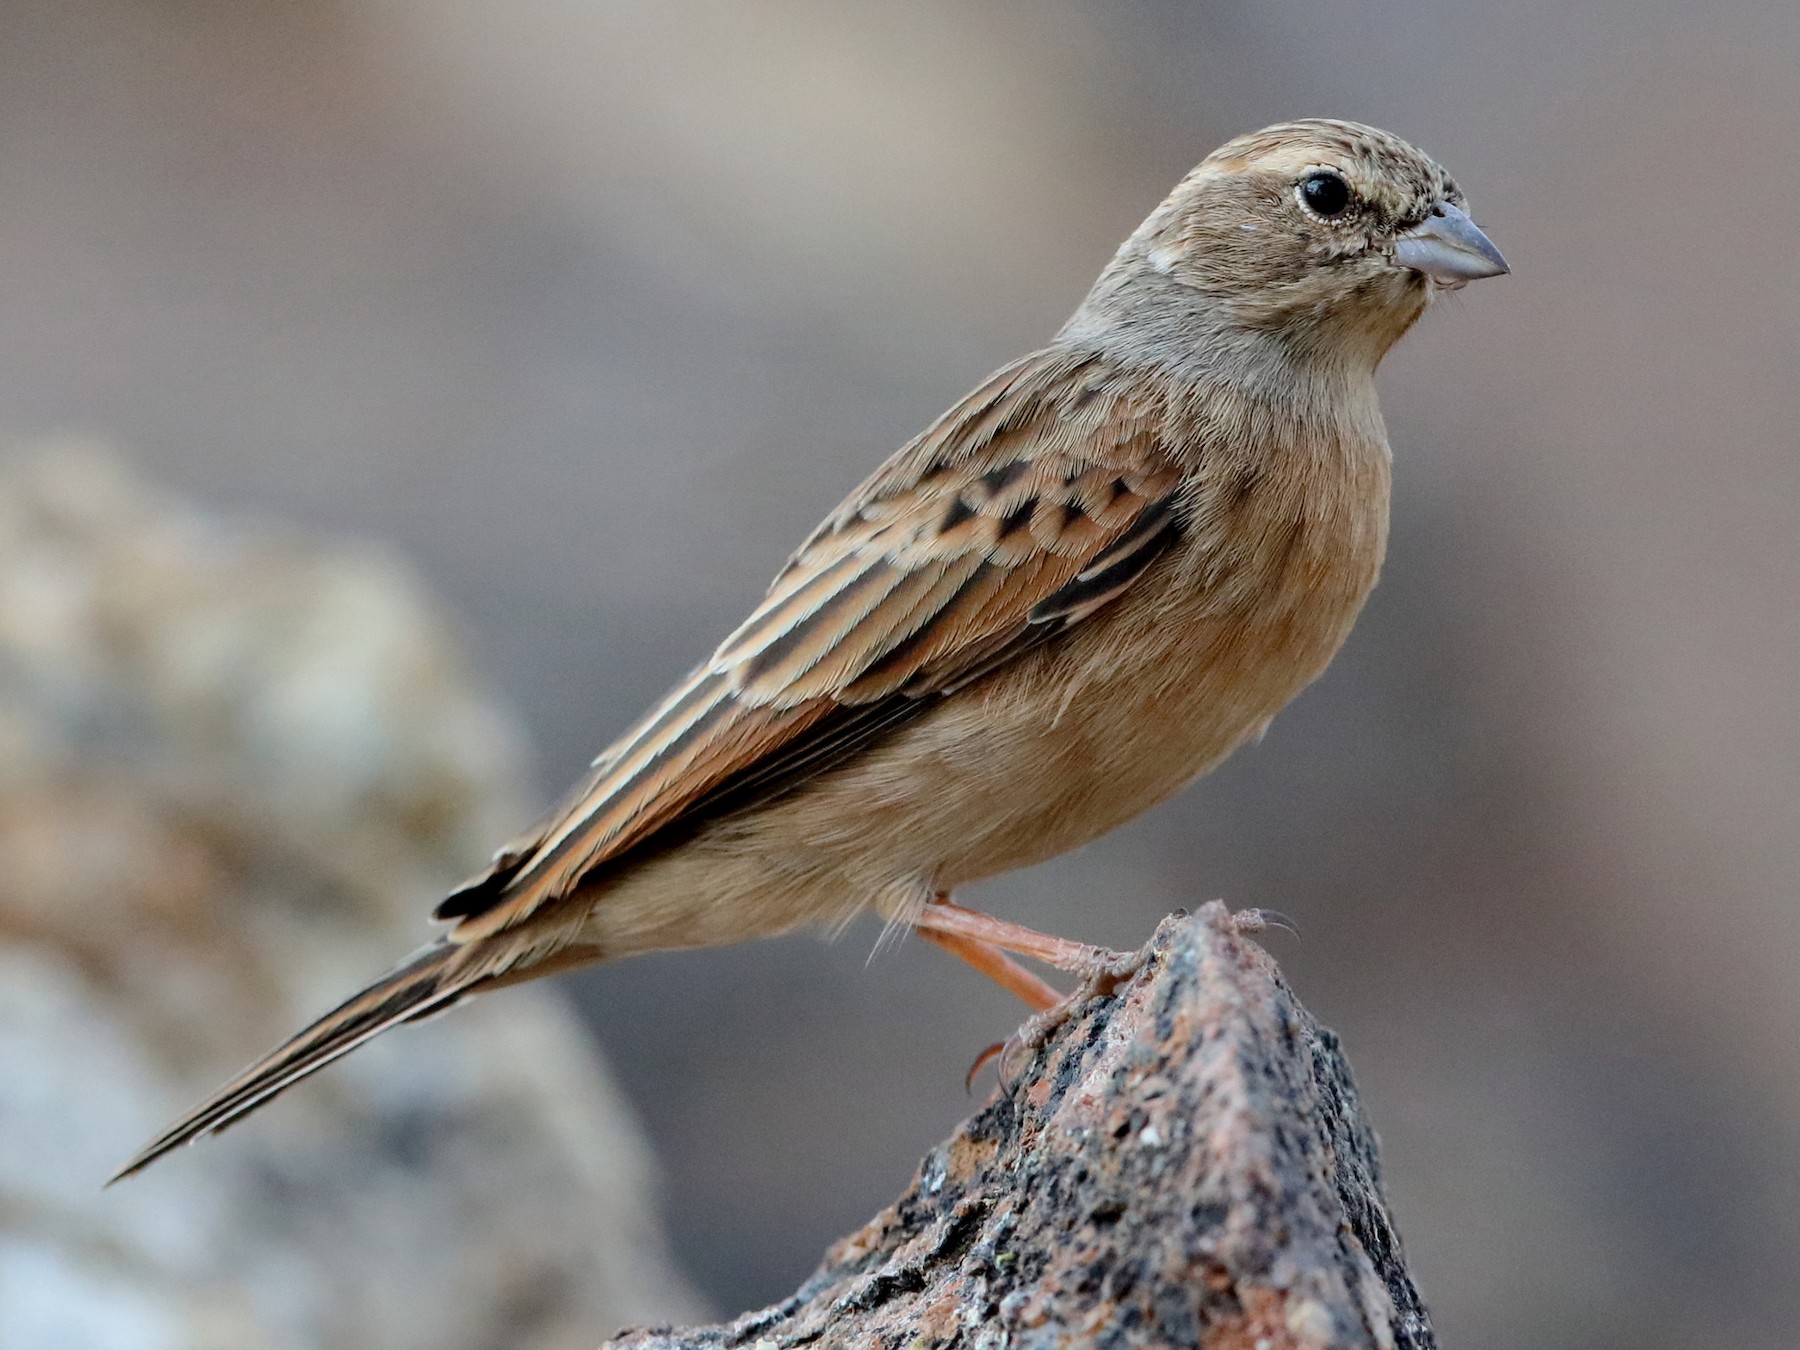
left=0, top=1, right=1795, bottom=1346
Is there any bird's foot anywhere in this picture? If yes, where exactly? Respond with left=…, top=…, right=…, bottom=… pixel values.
left=967, top=937, right=1152, bottom=1088
left=1227, top=906, right=1301, bottom=941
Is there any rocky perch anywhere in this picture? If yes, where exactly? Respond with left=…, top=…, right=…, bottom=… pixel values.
left=610, top=902, right=1434, bottom=1349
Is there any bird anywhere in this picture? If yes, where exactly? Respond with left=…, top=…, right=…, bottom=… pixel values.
left=114, top=119, right=1506, bottom=1180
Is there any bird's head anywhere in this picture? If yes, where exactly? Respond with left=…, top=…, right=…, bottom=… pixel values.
left=1068, top=119, right=1508, bottom=378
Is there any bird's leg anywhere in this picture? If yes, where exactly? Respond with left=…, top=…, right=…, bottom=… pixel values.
left=915, top=927, right=1064, bottom=1012
left=912, top=896, right=1135, bottom=980
left=915, top=896, right=1151, bottom=1087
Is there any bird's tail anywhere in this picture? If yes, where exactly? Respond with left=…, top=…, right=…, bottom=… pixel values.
left=110, top=939, right=478, bottom=1182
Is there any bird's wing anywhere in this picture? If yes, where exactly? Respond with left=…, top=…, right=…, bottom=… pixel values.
left=438, top=348, right=1186, bottom=937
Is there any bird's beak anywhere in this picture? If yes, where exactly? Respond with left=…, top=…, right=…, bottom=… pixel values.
left=1393, top=202, right=1509, bottom=286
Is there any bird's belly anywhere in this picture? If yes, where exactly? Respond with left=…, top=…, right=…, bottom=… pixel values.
left=915, top=610, right=1326, bottom=885
left=815, top=534, right=1379, bottom=900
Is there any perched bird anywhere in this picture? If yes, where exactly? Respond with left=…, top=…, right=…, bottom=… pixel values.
left=116, top=119, right=1506, bottom=1179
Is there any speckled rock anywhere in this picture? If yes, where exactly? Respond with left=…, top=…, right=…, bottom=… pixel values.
left=609, top=903, right=1431, bottom=1350
left=0, top=444, right=702, bottom=1350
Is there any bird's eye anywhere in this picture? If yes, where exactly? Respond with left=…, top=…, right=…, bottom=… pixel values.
left=1298, top=171, right=1352, bottom=218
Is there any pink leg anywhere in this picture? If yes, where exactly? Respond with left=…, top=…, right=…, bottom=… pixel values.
left=917, top=927, right=1063, bottom=1012
left=912, top=897, right=1124, bottom=974
left=916, top=896, right=1149, bottom=1088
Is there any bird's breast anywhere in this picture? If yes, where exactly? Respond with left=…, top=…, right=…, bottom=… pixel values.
left=912, top=426, right=1392, bottom=886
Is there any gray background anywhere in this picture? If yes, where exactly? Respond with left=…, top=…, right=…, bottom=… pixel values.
left=4, top=2, right=1797, bottom=1345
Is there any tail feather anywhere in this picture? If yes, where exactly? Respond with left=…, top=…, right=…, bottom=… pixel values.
left=110, top=940, right=475, bottom=1183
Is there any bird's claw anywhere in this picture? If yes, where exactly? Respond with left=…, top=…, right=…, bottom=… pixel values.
left=1229, top=906, right=1301, bottom=941
left=964, top=1041, right=1005, bottom=1092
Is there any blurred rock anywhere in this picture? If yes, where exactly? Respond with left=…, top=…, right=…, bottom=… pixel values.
left=0, top=443, right=702, bottom=1350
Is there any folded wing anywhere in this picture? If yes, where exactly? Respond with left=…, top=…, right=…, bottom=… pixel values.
left=438, top=348, right=1187, bottom=938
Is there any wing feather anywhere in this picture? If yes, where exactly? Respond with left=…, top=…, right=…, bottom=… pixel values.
left=443, top=348, right=1189, bottom=937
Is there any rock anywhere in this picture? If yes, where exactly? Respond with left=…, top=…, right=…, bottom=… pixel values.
left=609, top=904, right=1431, bottom=1349
left=0, top=443, right=702, bottom=1350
